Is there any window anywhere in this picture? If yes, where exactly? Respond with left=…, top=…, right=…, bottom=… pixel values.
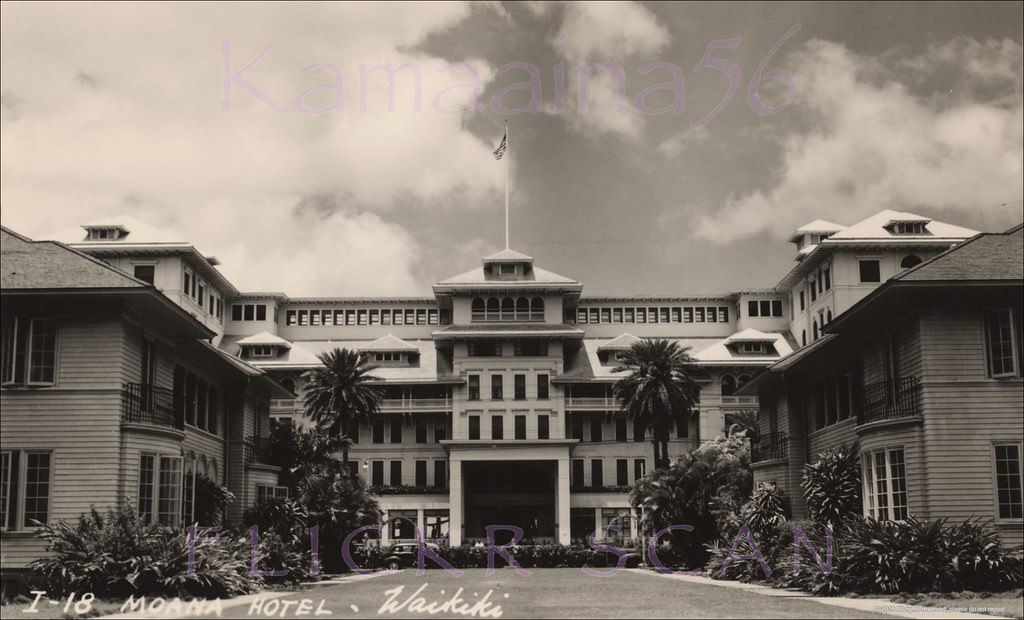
left=415, top=460, right=428, bottom=487
left=256, top=485, right=289, bottom=502
left=514, top=415, right=526, bottom=440
left=863, top=448, right=908, bottom=521
left=995, top=444, right=1023, bottom=519
left=634, top=458, right=646, bottom=481
left=371, top=461, right=384, bottom=486
left=537, top=415, right=550, bottom=439
left=434, top=423, right=446, bottom=443
left=468, top=415, right=480, bottom=440
left=389, top=461, right=402, bottom=486
left=740, top=342, right=767, bottom=354
left=625, top=308, right=635, bottom=322
left=138, top=453, right=182, bottom=526
left=425, top=508, right=449, bottom=539
left=468, top=375, right=480, bottom=400
left=676, top=417, right=688, bottom=438
left=491, top=375, right=503, bottom=400
left=570, top=507, right=595, bottom=543
left=133, top=264, right=155, bottom=285
left=415, top=421, right=427, bottom=444
left=591, top=459, right=604, bottom=487
left=514, top=374, right=526, bottom=400
left=859, top=260, right=881, bottom=283
left=987, top=308, right=1018, bottom=378
left=600, top=508, right=630, bottom=545
left=682, top=307, right=693, bottom=323
left=590, top=418, right=603, bottom=442
left=0, top=450, right=52, bottom=530
left=892, top=222, right=927, bottom=235
left=810, top=281, right=817, bottom=302
left=491, top=415, right=504, bottom=440
left=601, top=308, right=611, bottom=323
left=389, top=419, right=402, bottom=444
left=613, top=308, right=623, bottom=323
left=434, top=461, right=447, bottom=488
left=571, top=459, right=585, bottom=489
left=616, top=459, right=629, bottom=486
left=26, top=319, right=57, bottom=385
left=372, top=421, right=385, bottom=444
left=799, top=290, right=805, bottom=311
left=823, top=267, right=831, bottom=290
left=615, top=419, right=627, bottom=442
left=694, top=308, right=704, bottom=322
left=537, top=374, right=549, bottom=400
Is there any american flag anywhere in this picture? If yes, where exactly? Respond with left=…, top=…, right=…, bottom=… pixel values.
left=493, top=130, right=507, bottom=160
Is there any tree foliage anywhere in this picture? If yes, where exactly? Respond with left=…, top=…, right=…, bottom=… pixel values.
left=613, top=339, right=701, bottom=469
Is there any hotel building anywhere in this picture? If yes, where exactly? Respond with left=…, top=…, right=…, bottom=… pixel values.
left=4, top=207, right=1006, bottom=566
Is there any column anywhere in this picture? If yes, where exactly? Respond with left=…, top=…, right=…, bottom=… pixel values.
left=417, top=508, right=425, bottom=540
left=449, top=458, right=463, bottom=546
left=556, top=456, right=572, bottom=545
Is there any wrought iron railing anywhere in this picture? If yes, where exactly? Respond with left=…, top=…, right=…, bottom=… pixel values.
left=858, top=377, right=920, bottom=425
left=751, top=432, right=788, bottom=463
left=121, top=383, right=181, bottom=429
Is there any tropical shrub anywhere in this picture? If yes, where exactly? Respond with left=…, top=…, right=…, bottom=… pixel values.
left=785, top=516, right=1023, bottom=595
left=193, top=473, right=234, bottom=526
left=707, top=483, right=790, bottom=581
left=299, top=472, right=380, bottom=572
left=31, top=507, right=255, bottom=598
left=632, top=432, right=752, bottom=567
left=243, top=496, right=310, bottom=544
left=801, top=444, right=861, bottom=527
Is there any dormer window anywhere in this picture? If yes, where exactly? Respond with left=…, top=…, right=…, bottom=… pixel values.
left=84, top=225, right=127, bottom=241
left=887, top=221, right=929, bottom=235
left=499, top=263, right=516, bottom=276
left=374, top=352, right=403, bottom=363
left=739, top=342, right=767, bottom=354
left=244, top=345, right=277, bottom=358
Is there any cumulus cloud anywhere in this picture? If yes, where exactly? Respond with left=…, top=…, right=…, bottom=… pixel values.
left=695, top=37, right=1024, bottom=242
left=0, top=2, right=502, bottom=295
left=550, top=1, right=670, bottom=139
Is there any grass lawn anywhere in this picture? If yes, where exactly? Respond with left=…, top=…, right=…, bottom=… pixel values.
left=205, top=568, right=896, bottom=619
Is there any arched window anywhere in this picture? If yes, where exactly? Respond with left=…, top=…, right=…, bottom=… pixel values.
left=826, top=310, right=832, bottom=324
left=802, top=330, right=807, bottom=346
left=901, top=254, right=923, bottom=269
left=812, top=320, right=819, bottom=341
left=721, top=374, right=736, bottom=396
left=471, top=297, right=485, bottom=321
left=516, top=297, right=530, bottom=319
left=501, top=297, right=515, bottom=321
left=737, top=374, right=751, bottom=388
left=530, top=297, right=545, bottom=321
left=486, top=297, right=500, bottom=321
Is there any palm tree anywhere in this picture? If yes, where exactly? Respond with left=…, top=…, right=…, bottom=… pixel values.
left=302, top=348, right=383, bottom=469
left=613, top=339, right=701, bottom=470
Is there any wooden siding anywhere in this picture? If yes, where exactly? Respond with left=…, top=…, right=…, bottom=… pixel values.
left=1, top=316, right=128, bottom=569
left=918, top=310, right=1024, bottom=547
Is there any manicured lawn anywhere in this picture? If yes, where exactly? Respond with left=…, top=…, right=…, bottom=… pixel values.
left=203, top=568, right=896, bottom=619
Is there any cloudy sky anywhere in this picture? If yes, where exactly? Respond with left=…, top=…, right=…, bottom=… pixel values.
left=2, top=1, right=1021, bottom=296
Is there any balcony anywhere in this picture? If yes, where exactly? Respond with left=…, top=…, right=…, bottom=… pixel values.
left=121, top=383, right=181, bottom=430
left=721, top=395, right=758, bottom=406
left=751, top=432, right=788, bottom=463
left=244, top=435, right=274, bottom=466
left=378, top=397, right=452, bottom=412
left=565, top=396, right=616, bottom=410
left=858, top=377, right=921, bottom=426
left=270, top=398, right=299, bottom=415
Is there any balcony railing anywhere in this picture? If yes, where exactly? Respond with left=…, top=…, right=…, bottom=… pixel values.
left=721, top=395, right=758, bottom=406
left=565, top=396, right=616, bottom=410
left=121, top=383, right=181, bottom=430
left=858, top=377, right=920, bottom=425
left=244, top=435, right=274, bottom=466
left=378, top=397, right=452, bottom=411
left=751, top=432, right=788, bottom=463
left=470, top=311, right=544, bottom=323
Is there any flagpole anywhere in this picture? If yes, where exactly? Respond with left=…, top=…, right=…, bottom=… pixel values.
left=504, top=120, right=510, bottom=250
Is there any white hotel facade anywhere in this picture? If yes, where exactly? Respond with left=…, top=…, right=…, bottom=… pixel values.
left=37, top=209, right=976, bottom=547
